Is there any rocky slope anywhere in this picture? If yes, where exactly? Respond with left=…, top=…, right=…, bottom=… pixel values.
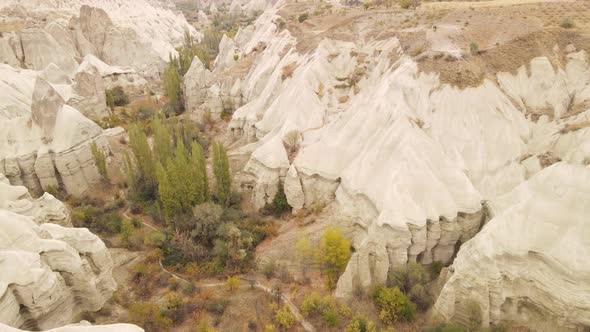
left=0, top=174, right=70, bottom=226
left=0, top=178, right=117, bottom=330
left=433, top=163, right=590, bottom=330
left=0, top=64, right=113, bottom=196
left=0, top=322, right=143, bottom=332
left=0, top=0, right=197, bottom=77
left=185, top=1, right=590, bottom=312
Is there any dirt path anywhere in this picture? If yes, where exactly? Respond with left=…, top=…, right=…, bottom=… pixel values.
left=123, top=209, right=315, bottom=331
left=159, top=260, right=315, bottom=331
left=122, top=208, right=159, bottom=231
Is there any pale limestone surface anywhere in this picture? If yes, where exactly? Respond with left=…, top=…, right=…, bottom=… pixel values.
left=433, top=163, right=590, bottom=330
left=213, top=7, right=590, bottom=303
left=0, top=0, right=198, bottom=76
left=0, top=322, right=143, bottom=332
left=0, top=174, right=70, bottom=227
left=0, top=183, right=116, bottom=330
left=0, top=65, right=111, bottom=196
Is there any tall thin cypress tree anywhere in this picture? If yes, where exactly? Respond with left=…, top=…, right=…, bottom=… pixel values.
left=156, top=162, right=178, bottom=223
left=191, top=141, right=209, bottom=204
left=129, top=124, right=155, bottom=186
left=152, top=117, right=173, bottom=164
left=212, top=142, right=232, bottom=206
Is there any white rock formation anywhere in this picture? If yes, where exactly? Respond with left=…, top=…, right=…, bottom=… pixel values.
left=221, top=8, right=590, bottom=297
left=0, top=0, right=198, bottom=76
left=229, top=0, right=270, bottom=17
left=77, top=54, right=149, bottom=97
left=184, top=56, right=215, bottom=120
left=0, top=322, right=143, bottom=332
left=197, top=10, right=210, bottom=25
left=433, top=163, right=590, bottom=330
left=0, top=181, right=117, bottom=330
left=0, top=174, right=70, bottom=227
left=0, top=64, right=111, bottom=196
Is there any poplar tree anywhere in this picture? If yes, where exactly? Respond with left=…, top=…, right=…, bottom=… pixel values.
left=212, top=142, right=231, bottom=206
left=163, top=61, right=183, bottom=114
left=169, top=141, right=194, bottom=212
left=152, top=117, right=173, bottom=164
left=319, top=226, right=351, bottom=289
left=156, top=162, right=179, bottom=222
left=191, top=141, right=209, bottom=204
left=129, top=124, right=156, bottom=187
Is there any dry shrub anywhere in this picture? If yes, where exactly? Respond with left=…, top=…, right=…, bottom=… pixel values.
left=338, top=95, right=350, bottom=103
left=200, top=287, right=215, bottom=300
left=281, top=62, right=298, bottom=80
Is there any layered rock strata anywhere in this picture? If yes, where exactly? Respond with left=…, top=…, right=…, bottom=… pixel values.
left=0, top=65, right=111, bottom=196
left=195, top=7, right=590, bottom=297
left=433, top=163, right=590, bottom=330
left=0, top=181, right=117, bottom=330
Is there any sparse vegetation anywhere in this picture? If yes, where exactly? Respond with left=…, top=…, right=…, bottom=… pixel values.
left=91, top=142, right=108, bottom=181
left=469, top=42, right=479, bottom=55
left=372, top=286, right=417, bottom=325
left=466, top=300, right=483, bottom=331
left=298, top=13, right=309, bottom=23
left=560, top=18, right=575, bottom=29
left=225, top=276, right=241, bottom=291
left=387, top=262, right=433, bottom=311
left=262, top=181, right=290, bottom=216
left=129, top=302, right=173, bottom=332
left=105, top=86, right=129, bottom=110
left=273, top=304, right=295, bottom=329
left=400, top=0, right=414, bottom=10
left=346, top=314, right=377, bottom=332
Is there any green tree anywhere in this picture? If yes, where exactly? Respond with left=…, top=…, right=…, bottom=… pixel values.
left=346, top=314, right=376, bottom=332
left=169, top=141, right=194, bottom=210
left=120, top=220, right=133, bottom=246
left=274, top=305, right=295, bottom=329
left=319, top=226, right=351, bottom=288
left=267, top=181, right=289, bottom=216
left=163, top=60, right=183, bottom=114
left=152, top=117, right=174, bottom=164
left=129, top=302, right=172, bottom=332
left=191, top=141, right=209, bottom=204
left=212, top=142, right=232, bottom=206
left=225, top=276, right=240, bottom=291
left=105, top=86, right=129, bottom=107
left=91, top=142, right=108, bottom=181
left=388, top=262, right=432, bottom=310
left=156, top=162, right=180, bottom=222
left=189, top=202, right=223, bottom=246
left=372, top=286, right=416, bottom=326
left=129, top=124, right=156, bottom=187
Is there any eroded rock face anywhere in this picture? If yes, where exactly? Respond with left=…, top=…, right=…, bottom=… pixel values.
left=0, top=174, right=70, bottom=226
left=76, top=5, right=161, bottom=76
left=0, top=181, right=116, bottom=330
left=433, top=163, right=590, bottom=331
left=0, top=65, right=111, bottom=196
left=0, top=0, right=198, bottom=76
left=0, top=322, right=144, bottom=332
left=218, top=7, right=590, bottom=298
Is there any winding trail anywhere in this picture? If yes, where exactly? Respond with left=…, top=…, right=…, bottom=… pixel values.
left=123, top=209, right=315, bottom=331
